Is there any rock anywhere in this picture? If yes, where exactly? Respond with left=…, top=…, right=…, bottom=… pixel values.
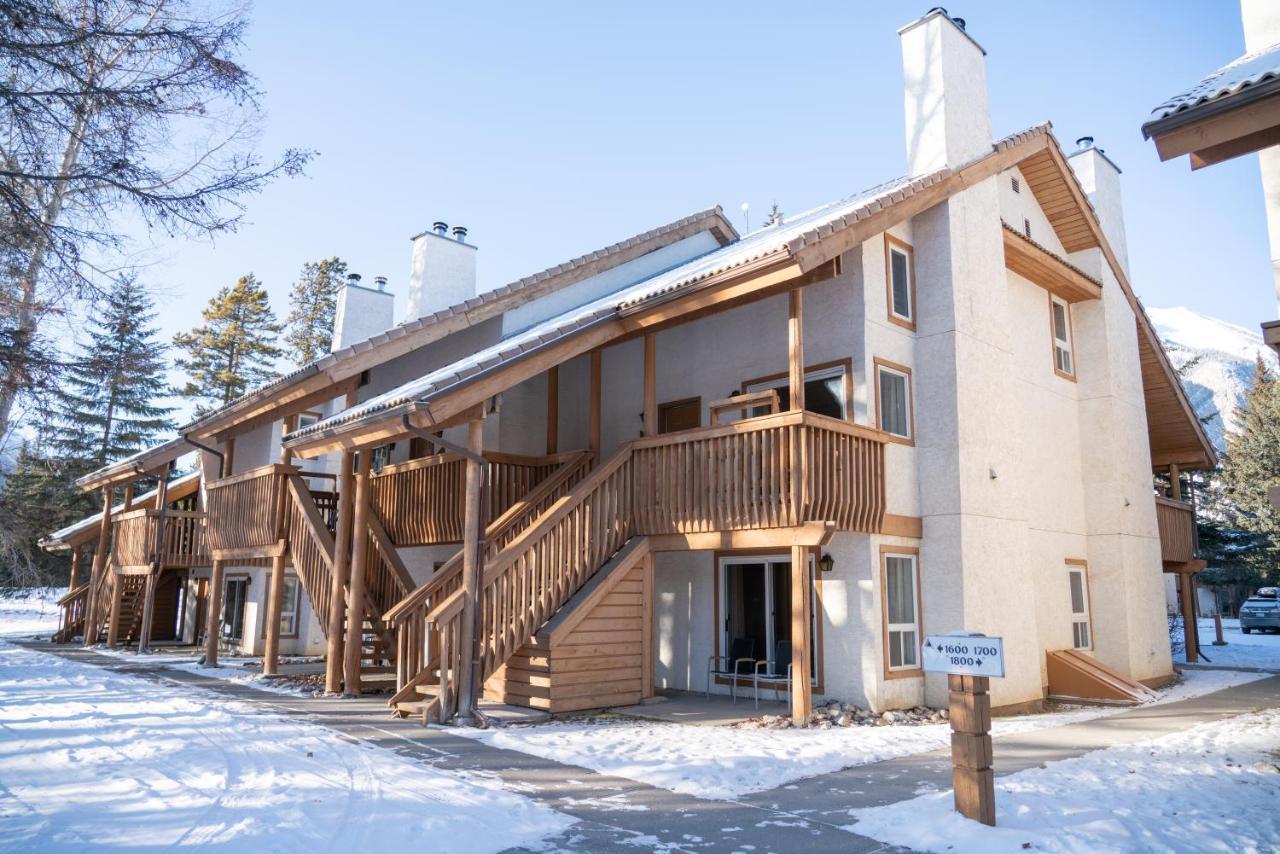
left=881, top=711, right=896, bottom=722
left=835, top=713, right=852, bottom=726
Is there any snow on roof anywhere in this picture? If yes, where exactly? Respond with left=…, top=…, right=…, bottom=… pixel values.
left=1145, top=41, right=1280, bottom=129
left=182, top=207, right=737, bottom=435
left=43, top=471, right=202, bottom=548
left=288, top=172, right=931, bottom=443
left=74, top=435, right=196, bottom=489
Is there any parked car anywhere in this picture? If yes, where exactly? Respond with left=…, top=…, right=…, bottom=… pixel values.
left=1240, top=589, right=1280, bottom=634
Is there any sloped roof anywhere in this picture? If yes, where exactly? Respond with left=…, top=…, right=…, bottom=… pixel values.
left=75, top=436, right=197, bottom=491
left=288, top=171, right=938, bottom=442
left=181, top=206, right=738, bottom=438
left=1143, top=41, right=1280, bottom=134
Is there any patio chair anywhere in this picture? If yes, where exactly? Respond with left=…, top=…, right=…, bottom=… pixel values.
left=707, top=638, right=756, bottom=703
left=752, top=640, right=793, bottom=709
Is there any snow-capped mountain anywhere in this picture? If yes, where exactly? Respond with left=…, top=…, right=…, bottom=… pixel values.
left=1148, top=306, right=1278, bottom=454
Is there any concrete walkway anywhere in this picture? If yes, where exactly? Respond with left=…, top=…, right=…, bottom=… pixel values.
left=19, top=641, right=1280, bottom=853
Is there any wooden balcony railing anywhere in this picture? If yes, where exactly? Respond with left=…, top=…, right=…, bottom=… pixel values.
left=110, top=509, right=209, bottom=571
left=369, top=451, right=568, bottom=546
left=1155, top=496, right=1197, bottom=564
left=204, top=463, right=292, bottom=555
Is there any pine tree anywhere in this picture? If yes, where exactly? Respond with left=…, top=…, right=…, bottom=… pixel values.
left=284, top=257, right=347, bottom=365
left=50, top=278, right=175, bottom=473
left=0, top=441, right=90, bottom=587
left=174, top=274, right=283, bottom=414
left=1211, top=356, right=1280, bottom=587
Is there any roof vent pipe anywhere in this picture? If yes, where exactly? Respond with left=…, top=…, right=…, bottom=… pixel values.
left=346, top=273, right=362, bottom=286
left=374, top=276, right=388, bottom=291
left=433, top=221, right=448, bottom=236
left=452, top=225, right=468, bottom=243
left=1076, top=136, right=1094, bottom=150
left=952, top=16, right=965, bottom=29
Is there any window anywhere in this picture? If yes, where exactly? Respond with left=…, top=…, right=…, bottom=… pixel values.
left=222, top=576, right=249, bottom=642
left=279, top=576, right=301, bottom=637
left=1050, top=295, right=1075, bottom=379
left=658, top=397, right=702, bottom=434
left=1011, top=176, right=1021, bottom=194
left=874, top=359, right=913, bottom=442
left=296, top=411, right=320, bottom=431
left=884, top=235, right=915, bottom=329
left=743, top=360, right=851, bottom=420
left=1067, top=562, right=1092, bottom=650
left=718, top=553, right=818, bottom=682
left=882, top=549, right=922, bottom=674
left=370, top=442, right=396, bottom=471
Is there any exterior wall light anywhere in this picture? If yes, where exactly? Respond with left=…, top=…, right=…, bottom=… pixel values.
left=818, top=552, right=835, bottom=573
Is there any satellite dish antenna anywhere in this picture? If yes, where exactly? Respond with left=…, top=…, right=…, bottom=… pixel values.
left=740, top=201, right=750, bottom=233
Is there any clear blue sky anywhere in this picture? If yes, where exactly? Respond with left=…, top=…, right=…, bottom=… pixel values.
left=138, top=1, right=1267, bottom=388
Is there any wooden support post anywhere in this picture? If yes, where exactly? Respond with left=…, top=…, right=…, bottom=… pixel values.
left=223, top=436, right=236, bottom=478
left=205, top=559, right=225, bottom=666
left=1213, top=611, right=1226, bottom=646
left=138, top=467, right=172, bottom=655
left=326, top=449, right=355, bottom=694
left=1179, top=572, right=1200, bottom=663
left=642, top=549, right=655, bottom=699
left=123, top=483, right=135, bottom=510
left=1168, top=463, right=1182, bottom=501
left=643, top=332, right=657, bottom=436
left=788, top=289, right=805, bottom=412
left=790, top=544, right=813, bottom=725
left=343, top=449, right=373, bottom=696
left=69, top=545, right=82, bottom=591
left=456, top=418, right=486, bottom=724
left=85, top=487, right=114, bottom=645
left=263, top=551, right=288, bottom=676
left=546, top=365, right=559, bottom=455
left=949, top=674, right=996, bottom=826
left=589, top=349, right=602, bottom=456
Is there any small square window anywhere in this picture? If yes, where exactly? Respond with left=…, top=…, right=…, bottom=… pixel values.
left=875, top=361, right=913, bottom=442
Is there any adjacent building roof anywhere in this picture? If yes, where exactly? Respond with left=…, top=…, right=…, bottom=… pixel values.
left=1144, top=41, right=1280, bottom=132
left=75, top=436, right=198, bottom=491
left=41, top=471, right=202, bottom=550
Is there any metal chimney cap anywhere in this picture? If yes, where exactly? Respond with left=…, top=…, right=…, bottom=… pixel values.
left=432, top=221, right=449, bottom=235
left=374, top=276, right=388, bottom=291
left=952, top=16, right=965, bottom=30
left=1076, top=136, right=1095, bottom=150
left=452, top=225, right=468, bottom=243
left=346, top=273, right=362, bottom=284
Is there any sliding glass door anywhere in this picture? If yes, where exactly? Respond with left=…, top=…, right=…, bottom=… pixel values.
left=719, top=554, right=816, bottom=679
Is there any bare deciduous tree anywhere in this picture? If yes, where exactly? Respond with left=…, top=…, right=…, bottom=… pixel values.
left=0, top=0, right=312, bottom=445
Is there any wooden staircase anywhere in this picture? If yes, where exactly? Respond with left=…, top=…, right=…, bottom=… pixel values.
left=386, top=410, right=887, bottom=724
left=83, top=572, right=147, bottom=645
left=53, top=584, right=89, bottom=642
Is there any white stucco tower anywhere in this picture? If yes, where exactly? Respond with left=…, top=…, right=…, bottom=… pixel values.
left=332, top=274, right=395, bottom=352
left=406, top=222, right=478, bottom=321
left=900, top=9, right=1041, bottom=707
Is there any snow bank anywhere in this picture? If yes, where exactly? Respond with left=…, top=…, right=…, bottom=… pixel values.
left=845, top=707, right=1280, bottom=853
left=456, top=669, right=1264, bottom=799
left=1196, top=617, right=1280, bottom=671
left=93, top=647, right=326, bottom=698
left=0, top=641, right=573, bottom=851
left=0, top=587, right=66, bottom=638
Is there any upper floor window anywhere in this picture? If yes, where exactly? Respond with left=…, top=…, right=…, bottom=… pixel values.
left=874, top=359, right=913, bottom=443
left=743, top=360, right=851, bottom=420
left=296, top=411, right=321, bottom=431
left=884, top=235, right=915, bottom=330
left=1050, top=295, right=1075, bottom=379
left=1067, top=561, right=1092, bottom=650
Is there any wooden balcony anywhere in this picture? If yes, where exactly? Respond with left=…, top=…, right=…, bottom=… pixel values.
left=1155, top=496, right=1197, bottom=565
left=204, top=463, right=293, bottom=559
left=110, top=509, right=209, bottom=573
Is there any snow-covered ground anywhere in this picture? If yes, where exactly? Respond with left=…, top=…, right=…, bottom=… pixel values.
left=1197, top=617, right=1280, bottom=671
left=0, top=587, right=66, bottom=638
left=846, top=707, right=1280, bottom=853
left=455, top=669, right=1264, bottom=800
left=0, top=640, right=574, bottom=852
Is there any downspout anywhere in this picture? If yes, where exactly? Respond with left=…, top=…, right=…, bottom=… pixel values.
left=183, top=434, right=226, bottom=478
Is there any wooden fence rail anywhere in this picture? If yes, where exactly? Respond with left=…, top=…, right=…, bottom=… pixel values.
left=1155, top=496, right=1196, bottom=564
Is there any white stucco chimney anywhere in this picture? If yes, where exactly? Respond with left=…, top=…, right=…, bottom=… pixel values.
left=899, top=8, right=993, bottom=177
left=406, top=221, right=478, bottom=321
left=1067, top=137, right=1131, bottom=277
left=1243, top=0, right=1280, bottom=52
left=332, top=273, right=395, bottom=351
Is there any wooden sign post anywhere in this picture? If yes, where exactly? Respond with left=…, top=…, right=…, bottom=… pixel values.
left=948, top=674, right=995, bottom=826
left=924, top=633, right=1004, bottom=827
